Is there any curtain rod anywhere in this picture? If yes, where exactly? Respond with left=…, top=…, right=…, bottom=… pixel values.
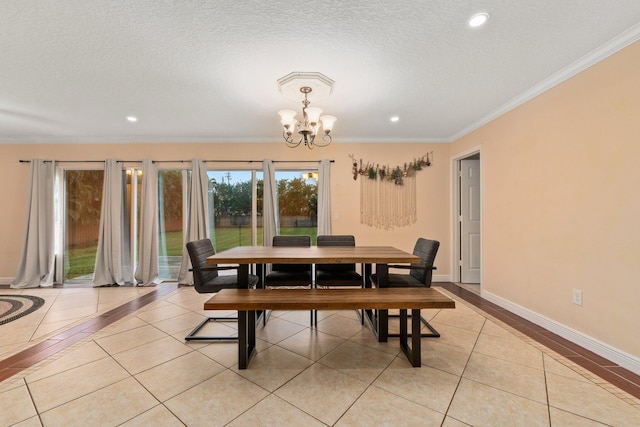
left=19, top=159, right=334, bottom=164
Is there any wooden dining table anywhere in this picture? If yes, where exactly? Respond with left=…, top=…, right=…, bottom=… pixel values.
left=206, top=245, right=421, bottom=341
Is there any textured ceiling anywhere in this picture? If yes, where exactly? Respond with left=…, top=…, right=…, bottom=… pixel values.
left=1, top=1, right=640, bottom=144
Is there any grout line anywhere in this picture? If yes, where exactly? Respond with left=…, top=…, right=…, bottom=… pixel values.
left=441, top=315, right=484, bottom=419
left=434, top=283, right=640, bottom=402
left=0, top=284, right=178, bottom=383
left=2, top=281, right=640, bottom=409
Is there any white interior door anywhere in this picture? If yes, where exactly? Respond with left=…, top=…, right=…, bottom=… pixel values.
left=460, top=159, right=481, bottom=283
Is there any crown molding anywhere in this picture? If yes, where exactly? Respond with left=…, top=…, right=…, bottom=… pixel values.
left=449, top=22, right=640, bottom=142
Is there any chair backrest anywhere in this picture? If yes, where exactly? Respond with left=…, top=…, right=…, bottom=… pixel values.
left=272, top=235, right=311, bottom=272
left=317, top=235, right=356, bottom=272
left=410, top=238, right=439, bottom=286
left=186, top=239, right=219, bottom=291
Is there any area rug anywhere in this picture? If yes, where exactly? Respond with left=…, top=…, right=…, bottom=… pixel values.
left=0, top=295, right=45, bottom=325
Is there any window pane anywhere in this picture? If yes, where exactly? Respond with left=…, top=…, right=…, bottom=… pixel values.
left=256, top=171, right=263, bottom=246
left=158, top=170, right=183, bottom=280
left=276, top=171, right=318, bottom=244
left=64, top=170, right=104, bottom=283
left=208, top=171, right=254, bottom=251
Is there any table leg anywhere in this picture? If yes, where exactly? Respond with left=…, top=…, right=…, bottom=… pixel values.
left=411, top=308, right=421, bottom=367
left=362, top=263, right=389, bottom=341
left=362, top=263, right=372, bottom=326
left=257, top=263, right=264, bottom=289
left=376, top=263, right=389, bottom=342
left=363, top=263, right=372, bottom=288
left=255, top=263, right=267, bottom=325
left=238, top=264, right=249, bottom=288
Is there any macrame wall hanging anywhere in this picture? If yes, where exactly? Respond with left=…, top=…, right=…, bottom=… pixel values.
left=349, top=153, right=432, bottom=230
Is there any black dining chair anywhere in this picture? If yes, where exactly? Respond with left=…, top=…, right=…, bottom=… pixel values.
left=263, top=235, right=313, bottom=324
left=314, top=235, right=364, bottom=325
left=185, top=239, right=259, bottom=341
left=370, top=237, right=440, bottom=337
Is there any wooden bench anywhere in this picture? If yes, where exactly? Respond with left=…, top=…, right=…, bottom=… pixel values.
left=204, top=288, right=455, bottom=369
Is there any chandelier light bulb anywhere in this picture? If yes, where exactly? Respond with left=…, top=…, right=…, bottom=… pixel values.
left=320, top=115, right=337, bottom=133
left=304, top=107, right=323, bottom=125
left=278, top=109, right=296, bottom=125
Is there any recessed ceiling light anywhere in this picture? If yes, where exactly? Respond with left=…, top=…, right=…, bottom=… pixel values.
left=468, top=12, right=490, bottom=28
left=126, top=116, right=138, bottom=122
left=390, top=116, right=400, bottom=122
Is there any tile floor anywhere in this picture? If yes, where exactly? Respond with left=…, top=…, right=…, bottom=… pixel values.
left=1, top=283, right=639, bottom=426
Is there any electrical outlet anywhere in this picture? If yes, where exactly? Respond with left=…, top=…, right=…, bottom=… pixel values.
left=572, top=289, right=583, bottom=306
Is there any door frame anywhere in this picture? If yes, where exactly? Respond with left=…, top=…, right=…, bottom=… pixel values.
left=450, top=145, right=483, bottom=289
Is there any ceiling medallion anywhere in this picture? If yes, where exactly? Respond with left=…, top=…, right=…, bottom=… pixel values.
left=277, top=72, right=337, bottom=149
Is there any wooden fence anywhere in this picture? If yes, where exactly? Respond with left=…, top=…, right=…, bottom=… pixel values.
left=67, top=215, right=316, bottom=246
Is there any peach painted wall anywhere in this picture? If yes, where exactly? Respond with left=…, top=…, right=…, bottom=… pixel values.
left=451, top=41, right=640, bottom=359
left=0, top=142, right=451, bottom=281
left=5, top=40, right=637, bottom=364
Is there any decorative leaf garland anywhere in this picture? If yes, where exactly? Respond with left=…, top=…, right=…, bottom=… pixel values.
left=348, top=152, right=432, bottom=185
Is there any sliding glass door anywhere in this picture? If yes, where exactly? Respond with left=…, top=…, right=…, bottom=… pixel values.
left=63, top=169, right=104, bottom=283
left=158, top=170, right=185, bottom=281
left=276, top=170, right=318, bottom=244
left=208, top=170, right=260, bottom=252
left=206, top=169, right=319, bottom=248
left=57, top=164, right=320, bottom=284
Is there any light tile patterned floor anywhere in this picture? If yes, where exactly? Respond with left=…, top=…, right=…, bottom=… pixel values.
left=1, top=285, right=639, bottom=426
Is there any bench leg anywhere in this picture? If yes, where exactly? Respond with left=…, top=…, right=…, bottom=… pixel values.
left=378, top=309, right=388, bottom=342
left=238, top=310, right=257, bottom=369
left=411, top=309, right=421, bottom=366
left=362, top=308, right=389, bottom=343
left=399, top=309, right=421, bottom=367
left=386, top=312, right=441, bottom=338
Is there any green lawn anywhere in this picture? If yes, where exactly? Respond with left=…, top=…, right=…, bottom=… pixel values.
left=65, top=227, right=317, bottom=279
left=213, top=226, right=317, bottom=252
left=159, top=231, right=184, bottom=256
left=64, top=244, right=101, bottom=280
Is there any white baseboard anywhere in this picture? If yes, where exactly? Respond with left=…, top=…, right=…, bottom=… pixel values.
left=433, top=274, right=451, bottom=283
left=482, top=290, right=640, bottom=376
left=2, top=274, right=455, bottom=287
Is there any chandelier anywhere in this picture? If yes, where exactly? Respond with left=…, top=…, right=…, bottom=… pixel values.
left=277, top=72, right=337, bottom=149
